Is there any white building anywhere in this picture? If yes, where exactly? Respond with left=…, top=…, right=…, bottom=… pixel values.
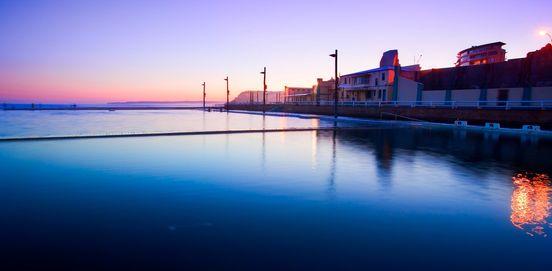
left=338, top=50, right=421, bottom=102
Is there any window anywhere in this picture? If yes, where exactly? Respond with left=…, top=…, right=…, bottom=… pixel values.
left=498, top=89, right=509, bottom=106
left=382, top=73, right=385, bottom=81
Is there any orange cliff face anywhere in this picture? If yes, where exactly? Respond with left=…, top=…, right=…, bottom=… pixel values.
left=510, top=173, right=552, bottom=237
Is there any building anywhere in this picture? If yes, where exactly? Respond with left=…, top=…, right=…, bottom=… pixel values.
left=282, top=78, right=335, bottom=104
left=455, top=42, right=506, bottom=67
left=231, top=90, right=284, bottom=104
left=233, top=43, right=550, bottom=107
left=338, top=50, right=421, bottom=102
left=413, top=43, right=552, bottom=105
left=337, top=43, right=551, bottom=106
left=313, top=78, right=336, bottom=103
left=284, top=86, right=313, bottom=102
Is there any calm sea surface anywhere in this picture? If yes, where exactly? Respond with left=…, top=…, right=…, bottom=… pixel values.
left=0, top=110, right=551, bottom=270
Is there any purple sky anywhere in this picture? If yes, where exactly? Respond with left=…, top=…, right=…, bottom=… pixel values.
left=0, top=0, right=550, bottom=102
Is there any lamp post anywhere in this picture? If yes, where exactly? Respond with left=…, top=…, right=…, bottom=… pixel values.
left=224, top=76, right=229, bottom=110
left=330, top=50, right=338, bottom=118
left=202, top=82, right=206, bottom=110
left=260, top=67, right=267, bottom=114
left=540, top=30, right=552, bottom=44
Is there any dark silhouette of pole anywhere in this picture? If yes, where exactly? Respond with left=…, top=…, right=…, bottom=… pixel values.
left=202, top=82, right=206, bottom=110
left=330, top=50, right=338, bottom=118
left=224, top=76, right=229, bottom=110
left=261, top=67, right=267, bottom=114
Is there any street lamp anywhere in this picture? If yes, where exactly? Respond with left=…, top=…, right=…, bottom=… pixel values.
left=260, top=67, right=267, bottom=114
left=202, top=82, right=206, bottom=110
left=329, top=50, right=338, bottom=118
left=224, top=76, right=229, bottom=110
left=539, top=30, right=552, bottom=44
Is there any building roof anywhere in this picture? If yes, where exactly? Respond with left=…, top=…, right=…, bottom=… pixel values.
left=342, top=66, right=394, bottom=77
left=418, top=44, right=552, bottom=90
left=285, top=86, right=311, bottom=89
left=342, top=64, right=420, bottom=77
left=457, top=42, right=506, bottom=55
left=341, top=49, right=402, bottom=77
left=285, top=93, right=312, bottom=97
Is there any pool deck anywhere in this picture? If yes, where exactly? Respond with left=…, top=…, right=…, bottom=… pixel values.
left=227, top=104, right=552, bottom=129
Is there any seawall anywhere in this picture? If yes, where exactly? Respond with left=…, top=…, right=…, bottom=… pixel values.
left=227, top=104, right=552, bottom=129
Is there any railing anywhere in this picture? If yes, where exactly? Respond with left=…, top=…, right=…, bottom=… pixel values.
left=229, top=100, right=552, bottom=110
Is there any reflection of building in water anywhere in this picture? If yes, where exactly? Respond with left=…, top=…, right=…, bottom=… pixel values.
left=510, top=173, right=551, bottom=237
left=374, top=131, right=394, bottom=188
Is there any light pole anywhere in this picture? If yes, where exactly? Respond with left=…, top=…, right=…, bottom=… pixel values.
left=330, top=50, right=338, bottom=118
left=540, top=30, right=552, bottom=44
left=224, top=76, right=229, bottom=110
left=260, top=67, right=267, bottom=114
left=202, top=82, right=206, bottom=110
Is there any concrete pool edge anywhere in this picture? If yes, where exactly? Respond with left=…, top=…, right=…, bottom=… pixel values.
left=228, top=110, right=552, bottom=138
left=0, top=126, right=393, bottom=142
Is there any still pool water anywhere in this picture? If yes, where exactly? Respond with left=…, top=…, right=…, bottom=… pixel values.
left=0, top=109, right=344, bottom=138
left=1, top=110, right=551, bottom=270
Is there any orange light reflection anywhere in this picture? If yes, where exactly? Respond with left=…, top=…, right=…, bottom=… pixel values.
left=510, top=172, right=552, bottom=237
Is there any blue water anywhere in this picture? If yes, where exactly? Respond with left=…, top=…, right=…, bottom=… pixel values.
left=1, top=110, right=551, bottom=270
left=0, top=110, right=337, bottom=138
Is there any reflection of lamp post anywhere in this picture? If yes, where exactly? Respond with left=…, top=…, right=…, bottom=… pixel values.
left=202, top=82, right=206, bottom=110
left=260, top=67, right=267, bottom=114
left=224, top=76, right=229, bottom=110
left=540, top=30, right=552, bottom=44
left=329, top=50, right=339, bottom=118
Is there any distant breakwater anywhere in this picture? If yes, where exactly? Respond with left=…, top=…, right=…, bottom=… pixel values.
left=2, top=106, right=224, bottom=111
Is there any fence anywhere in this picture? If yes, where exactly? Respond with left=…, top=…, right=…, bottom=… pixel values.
left=229, top=100, right=552, bottom=110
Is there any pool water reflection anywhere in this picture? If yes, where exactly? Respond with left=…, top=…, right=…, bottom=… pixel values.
left=0, top=112, right=551, bottom=270
left=511, top=173, right=551, bottom=237
left=0, top=110, right=347, bottom=138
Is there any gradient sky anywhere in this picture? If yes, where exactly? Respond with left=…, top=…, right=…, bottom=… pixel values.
left=0, top=0, right=550, bottom=103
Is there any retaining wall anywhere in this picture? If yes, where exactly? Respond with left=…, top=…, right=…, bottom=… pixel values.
left=227, top=104, right=552, bottom=129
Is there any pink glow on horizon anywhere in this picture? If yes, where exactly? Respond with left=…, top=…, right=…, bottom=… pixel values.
left=0, top=70, right=227, bottom=103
